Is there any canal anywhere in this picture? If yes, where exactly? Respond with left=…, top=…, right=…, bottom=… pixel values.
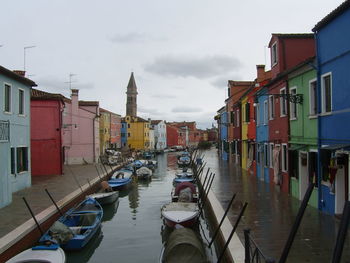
left=66, top=152, right=218, bottom=263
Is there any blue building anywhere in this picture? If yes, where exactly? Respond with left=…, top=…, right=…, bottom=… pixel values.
left=0, top=67, right=36, bottom=208
left=121, top=119, right=127, bottom=148
left=255, top=88, right=270, bottom=182
left=313, top=1, right=350, bottom=214
left=217, top=106, right=228, bottom=161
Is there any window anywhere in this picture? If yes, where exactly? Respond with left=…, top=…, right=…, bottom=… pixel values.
left=321, top=73, right=332, bottom=113
left=230, top=111, right=235, bottom=125
left=228, top=87, right=230, bottom=97
left=309, top=79, right=317, bottom=116
left=253, top=104, right=257, bottom=122
left=282, top=144, right=288, bottom=172
left=269, top=143, right=274, bottom=168
left=269, top=95, right=275, bottom=120
left=245, top=102, right=250, bottom=123
left=271, top=42, right=278, bottom=66
left=256, top=103, right=260, bottom=125
left=18, top=89, right=25, bottom=115
left=4, top=84, right=11, bottom=113
left=280, top=88, right=287, bottom=116
left=264, top=100, right=268, bottom=124
left=128, top=132, right=130, bottom=137
left=237, top=110, right=240, bottom=127
left=127, top=124, right=130, bottom=128
left=11, top=148, right=15, bottom=174
left=290, top=87, right=297, bottom=119
left=16, top=147, right=28, bottom=173
left=264, top=144, right=269, bottom=167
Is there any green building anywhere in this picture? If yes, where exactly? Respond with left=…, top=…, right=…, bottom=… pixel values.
left=287, top=58, right=318, bottom=208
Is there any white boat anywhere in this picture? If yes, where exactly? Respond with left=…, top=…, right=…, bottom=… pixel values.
left=161, top=202, right=199, bottom=228
left=136, top=166, right=153, bottom=180
left=87, top=191, right=119, bottom=205
left=6, top=244, right=66, bottom=263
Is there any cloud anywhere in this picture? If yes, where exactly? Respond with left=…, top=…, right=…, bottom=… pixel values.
left=36, top=76, right=94, bottom=95
left=138, top=106, right=162, bottom=115
left=144, top=54, right=241, bottom=79
left=172, top=106, right=202, bottom=113
left=109, top=32, right=166, bottom=44
left=151, top=94, right=177, bottom=99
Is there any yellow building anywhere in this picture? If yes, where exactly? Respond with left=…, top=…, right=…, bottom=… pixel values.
left=125, top=115, right=150, bottom=150
left=241, top=95, right=249, bottom=170
left=100, top=109, right=111, bottom=154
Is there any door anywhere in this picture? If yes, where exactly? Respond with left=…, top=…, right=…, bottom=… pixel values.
left=299, top=151, right=308, bottom=200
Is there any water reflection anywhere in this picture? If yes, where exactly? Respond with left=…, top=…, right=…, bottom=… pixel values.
left=128, top=180, right=139, bottom=220
left=67, top=227, right=103, bottom=263
left=102, top=201, right=119, bottom=222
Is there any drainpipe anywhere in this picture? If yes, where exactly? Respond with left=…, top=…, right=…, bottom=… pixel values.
left=93, top=111, right=99, bottom=163
left=314, top=31, right=323, bottom=211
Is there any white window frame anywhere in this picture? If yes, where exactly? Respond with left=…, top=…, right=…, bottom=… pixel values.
left=280, top=87, right=287, bottom=117
left=237, top=109, right=240, bottom=127
left=289, top=87, right=297, bottom=120
left=282, top=143, right=288, bottom=172
left=309, top=78, right=317, bottom=117
left=321, top=72, right=332, bottom=114
left=4, top=83, right=12, bottom=114
left=269, top=95, right=275, bottom=120
left=264, top=100, right=268, bottom=125
left=18, top=88, right=25, bottom=116
left=269, top=143, right=274, bottom=168
left=271, top=42, right=278, bottom=67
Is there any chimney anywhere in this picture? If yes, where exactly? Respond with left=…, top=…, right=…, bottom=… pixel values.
left=13, top=70, right=26, bottom=77
left=256, top=65, right=266, bottom=82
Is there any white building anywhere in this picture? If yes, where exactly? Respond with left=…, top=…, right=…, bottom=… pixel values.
left=151, top=120, right=167, bottom=150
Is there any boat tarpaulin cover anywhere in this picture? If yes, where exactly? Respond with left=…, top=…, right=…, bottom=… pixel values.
left=163, top=228, right=206, bottom=263
left=48, top=221, right=74, bottom=244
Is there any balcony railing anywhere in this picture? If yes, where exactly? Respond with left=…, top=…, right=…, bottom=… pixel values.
left=0, top=120, right=10, bottom=142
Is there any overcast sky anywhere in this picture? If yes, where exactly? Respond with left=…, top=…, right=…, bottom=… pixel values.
left=0, top=0, right=344, bottom=129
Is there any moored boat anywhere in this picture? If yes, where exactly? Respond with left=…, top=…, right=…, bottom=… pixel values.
left=6, top=244, right=66, bottom=263
left=136, top=166, right=153, bottom=180
left=173, top=177, right=195, bottom=186
left=108, top=177, right=132, bottom=190
left=87, top=191, right=119, bottom=206
left=171, top=182, right=198, bottom=202
left=159, top=227, right=207, bottom=263
left=39, top=197, right=103, bottom=251
left=161, top=202, right=199, bottom=228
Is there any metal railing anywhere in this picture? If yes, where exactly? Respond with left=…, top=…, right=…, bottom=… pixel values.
left=0, top=120, right=10, bottom=142
left=244, top=229, right=275, bottom=263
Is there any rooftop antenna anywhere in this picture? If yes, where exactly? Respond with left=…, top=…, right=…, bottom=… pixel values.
left=65, top=73, right=77, bottom=89
left=24, top=45, right=36, bottom=73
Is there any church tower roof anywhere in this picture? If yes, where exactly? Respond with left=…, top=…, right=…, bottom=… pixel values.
left=126, top=72, right=138, bottom=117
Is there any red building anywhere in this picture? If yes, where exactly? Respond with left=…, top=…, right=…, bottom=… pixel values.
left=31, top=89, right=67, bottom=176
left=167, top=121, right=200, bottom=147
left=166, top=124, right=180, bottom=147
left=226, top=81, right=252, bottom=165
left=267, top=33, right=315, bottom=192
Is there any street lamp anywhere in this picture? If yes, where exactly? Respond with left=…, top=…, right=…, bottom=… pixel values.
left=24, top=45, right=36, bottom=72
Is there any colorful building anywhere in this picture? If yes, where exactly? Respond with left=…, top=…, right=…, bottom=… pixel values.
left=166, top=123, right=180, bottom=148
left=287, top=58, right=318, bottom=208
left=30, top=89, right=66, bottom=176
left=100, top=108, right=122, bottom=154
left=217, top=106, right=228, bottom=161
left=313, top=1, right=350, bottom=214
left=266, top=33, right=315, bottom=193
left=62, top=89, right=100, bottom=164
left=151, top=120, right=167, bottom=150
left=124, top=115, right=150, bottom=150
left=121, top=119, right=127, bottom=148
left=0, top=67, right=36, bottom=208
left=226, top=81, right=252, bottom=165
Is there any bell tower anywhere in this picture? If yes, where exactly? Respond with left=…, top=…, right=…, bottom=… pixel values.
left=126, top=72, right=138, bottom=117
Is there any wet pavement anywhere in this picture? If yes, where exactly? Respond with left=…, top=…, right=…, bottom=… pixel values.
left=0, top=163, right=115, bottom=239
left=204, top=148, right=350, bottom=263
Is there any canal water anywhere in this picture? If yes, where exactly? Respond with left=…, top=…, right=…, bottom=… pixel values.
left=66, top=152, right=217, bottom=263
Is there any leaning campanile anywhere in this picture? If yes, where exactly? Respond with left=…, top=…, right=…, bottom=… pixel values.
left=126, top=72, right=138, bottom=117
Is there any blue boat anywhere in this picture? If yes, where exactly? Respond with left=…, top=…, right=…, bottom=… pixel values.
left=39, top=197, right=103, bottom=251
left=108, top=177, right=132, bottom=190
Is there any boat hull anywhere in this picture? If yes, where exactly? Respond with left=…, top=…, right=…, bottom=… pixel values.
left=87, top=191, right=119, bottom=205
left=161, top=202, right=199, bottom=228
left=6, top=245, right=66, bottom=263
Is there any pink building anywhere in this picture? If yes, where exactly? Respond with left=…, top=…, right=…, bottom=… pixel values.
left=62, top=89, right=100, bottom=164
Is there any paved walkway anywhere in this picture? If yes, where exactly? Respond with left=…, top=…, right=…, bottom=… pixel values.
left=204, top=148, right=350, bottom=263
left=0, top=163, right=115, bottom=240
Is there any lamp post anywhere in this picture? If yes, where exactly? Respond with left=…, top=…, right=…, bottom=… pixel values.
left=24, top=45, right=36, bottom=72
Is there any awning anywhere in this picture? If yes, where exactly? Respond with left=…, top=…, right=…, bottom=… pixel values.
left=288, top=144, right=307, bottom=151
left=321, top=144, right=350, bottom=151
